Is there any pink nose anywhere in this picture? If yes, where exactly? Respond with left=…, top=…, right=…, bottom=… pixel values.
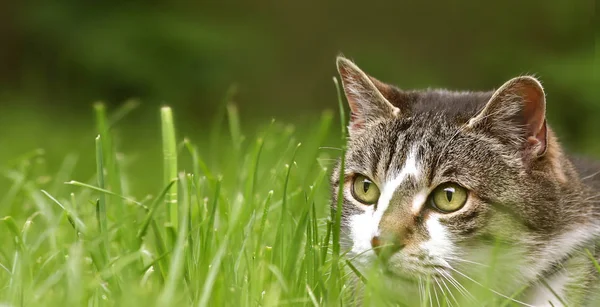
left=371, top=235, right=403, bottom=257
left=370, top=236, right=382, bottom=255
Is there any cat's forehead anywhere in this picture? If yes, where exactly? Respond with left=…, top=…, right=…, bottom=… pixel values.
left=347, top=117, right=443, bottom=181
left=400, top=89, right=493, bottom=119
left=346, top=90, right=498, bottom=178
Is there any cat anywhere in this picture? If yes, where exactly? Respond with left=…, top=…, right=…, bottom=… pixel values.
left=330, top=56, right=600, bottom=306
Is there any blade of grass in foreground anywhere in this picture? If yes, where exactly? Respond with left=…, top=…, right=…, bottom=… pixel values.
left=65, top=180, right=141, bottom=206
left=161, top=107, right=178, bottom=232
left=158, top=173, right=190, bottom=305
left=586, top=248, right=600, bottom=273
left=95, top=135, right=110, bottom=265
left=329, top=76, right=347, bottom=303
left=540, top=279, right=569, bottom=307
left=41, top=190, right=87, bottom=236
left=255, top=190, right=274, bottom=255
left=94, top=103, right=125, bottom=233
left=273, top=144, right=301, bottom=267
left=135, top=180, right=177, bottom=246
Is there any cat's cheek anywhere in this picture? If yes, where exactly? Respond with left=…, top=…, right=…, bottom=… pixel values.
left=348, top=207, right=378, bottom=256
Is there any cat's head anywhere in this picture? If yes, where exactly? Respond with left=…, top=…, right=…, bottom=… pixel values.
left=331, top=57, right=591, bottom=283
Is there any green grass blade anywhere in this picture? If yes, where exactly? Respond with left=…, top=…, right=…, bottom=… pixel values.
left=255, top=190, right=274, bottom=255
left=158, top=173, right=190, bottom=305
left=136, top=180, right=177, bottom=243
left=184, top=140, right=215, bottom=181
left=49, top=153, right=78, bottom=196
left=227, top=103, right=243, bottom=152
left=65, top=180, right=142, bottom=207
left=586, top=248, right=600, bottom=273
left=97, top=251, right=141, bottom=281
left=66, top=242, right=84, bottom=306
left=344, top=259, right=367, bottom=285
left=540, top=279, right=570, bottom=307
left=1, top=216, right=23, bottom=250
left=161, top=106, right=179, bottom=232
left=209, top=84, right=237, bottom=167
left=108, top=98, right=140, bottom=128
left=203, top=178, right=221, bottom=253
left=41, top=190, right=87, bottom=235
left=329, top=76, right=347, bottom=302
left=197, top=236, right=230, bottom=307
left=284, top=209, right=309, bottom=278
left=150, top=220, right=169, bottom=282
left=245, top=137, right=264, bottom=204
left=95, top=135, right=110, bottom=264
left=94, top=102, right=125, bottom=224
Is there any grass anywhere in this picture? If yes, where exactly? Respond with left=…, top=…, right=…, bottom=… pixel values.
left=0, top=91, right=599, bottom=306
left=0, top=91, right=352, bottom=306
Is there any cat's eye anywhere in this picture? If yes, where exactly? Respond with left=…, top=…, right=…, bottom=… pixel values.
left=429, top=182, right=468, bottom=213
left=352, top=175, right=380, bottom=205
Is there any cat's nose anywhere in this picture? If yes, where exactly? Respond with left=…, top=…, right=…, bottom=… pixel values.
left=371, top=235, right=403, bottom=258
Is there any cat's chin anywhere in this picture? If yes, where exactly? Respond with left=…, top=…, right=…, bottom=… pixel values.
left=380, top=260, right=449, bottom=283
left=349, top=251, right=450, bottom=283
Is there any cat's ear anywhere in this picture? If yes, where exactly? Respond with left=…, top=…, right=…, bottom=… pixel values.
left=336, top=56, right=401, bottom=132
left=468, top=76, right=547, bottom=157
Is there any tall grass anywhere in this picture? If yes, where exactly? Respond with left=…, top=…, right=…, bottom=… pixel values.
left=0, top=94, right=598, bottom=306
left=0, top=90, right=355, bottom=306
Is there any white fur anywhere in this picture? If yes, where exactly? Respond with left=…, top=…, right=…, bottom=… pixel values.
left=411, top=191, right=427, bottom=215
left=348, top=206, right=377, bottom=257
left=527, top=271, right=569, bottom=307
left=349, top=148, right=420, bottom=255
left=522, top=225, right=599, bottom=305
left=421, top=215, right=454, bottom=263
left=523, top=226, right=597, bottom=282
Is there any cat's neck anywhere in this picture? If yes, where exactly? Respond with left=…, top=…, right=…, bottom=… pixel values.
left=524, top=247, right=600, bottom=306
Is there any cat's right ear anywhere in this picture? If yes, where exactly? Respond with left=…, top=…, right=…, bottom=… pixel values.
left=336, top=56, right=401, bottom=132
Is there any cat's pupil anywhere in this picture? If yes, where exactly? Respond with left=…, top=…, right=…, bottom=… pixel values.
left=363, top=181, right=370, bottom=193
left=445, top=188, right=454, bottom=202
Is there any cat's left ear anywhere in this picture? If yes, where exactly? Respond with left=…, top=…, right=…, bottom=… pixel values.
left=336, top=57, right=401, bottom=133
left=468, top=76, right=547, bottom=157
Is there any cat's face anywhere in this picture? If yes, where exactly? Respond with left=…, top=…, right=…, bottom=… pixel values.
left=331, top=57, right=587, bottom=284
left=337, top=107, right=527, bottom=279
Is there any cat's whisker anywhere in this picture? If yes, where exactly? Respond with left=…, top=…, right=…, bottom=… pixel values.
left=417, top=276, right=423, bottom=302
left=432, top=277, right=452, bottom=307
left=422, top=276, right=433, bottom=307
left=317, top=158, right=338, bottom=165
left=437, top=273, right=459, bottom=306
left=581, top=170, right=600, bottom=181
left=432, top=282, right=441, bottom=307
left=428, top=288, right=433, bottom=307
left=446, top=266, right=534, bottom=307
left=435, top=268, right=474, bottom=301
left=444, top=256, right=488, bottom=267
left=347, top=247, right=376, bottom=261
left=318, top=146, right=343, bottom=151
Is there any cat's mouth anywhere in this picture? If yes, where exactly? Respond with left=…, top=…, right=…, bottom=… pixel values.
left=377, top=255, right=451, bottom=281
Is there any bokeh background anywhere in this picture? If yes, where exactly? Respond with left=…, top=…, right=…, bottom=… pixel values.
left=0, top=0, right=598, bottom=194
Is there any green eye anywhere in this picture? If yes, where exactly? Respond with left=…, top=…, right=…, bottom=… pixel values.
left=430, top=183, right=468, bottom=213
left=352, top=175, right=380, bottom=205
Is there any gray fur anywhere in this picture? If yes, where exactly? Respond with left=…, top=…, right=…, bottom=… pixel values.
left=331, top=56, right=600, bottom=306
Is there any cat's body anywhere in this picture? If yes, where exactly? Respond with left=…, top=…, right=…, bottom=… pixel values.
left=331, top=57, right=600, bottom=306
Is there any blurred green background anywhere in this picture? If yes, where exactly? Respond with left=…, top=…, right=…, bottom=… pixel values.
left=0, top=0, right=598, bottom=195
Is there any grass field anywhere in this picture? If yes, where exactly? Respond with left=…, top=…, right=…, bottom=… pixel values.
left=0, top=88, right=598, bottom=307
